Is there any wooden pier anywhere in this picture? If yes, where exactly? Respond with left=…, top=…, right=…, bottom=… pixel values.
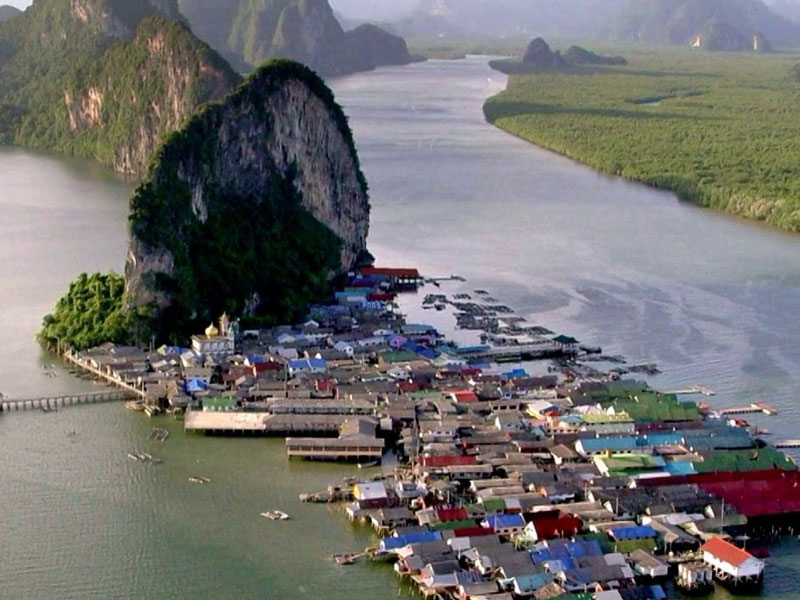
left=0, top=389, right=133, bottom=412
left=457, top=342, right=576, bottom=362
left=1, top=349, right=146, bottom=413
left=664, top=385, right=716, bottom=396
left=718, top=402, right=778, bottom=416
left=63, top=349, right=147, bottom=399
left=765, top=439, right=800, bottom=449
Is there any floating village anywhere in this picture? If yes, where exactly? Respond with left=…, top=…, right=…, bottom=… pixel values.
left=9, top=266, right=800, bottom=600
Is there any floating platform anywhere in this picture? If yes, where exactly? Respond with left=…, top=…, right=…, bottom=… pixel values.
left=718, top=402, right=778, bottom=416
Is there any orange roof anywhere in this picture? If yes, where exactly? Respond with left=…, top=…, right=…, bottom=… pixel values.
left=701, top=537, right=754, bottom=567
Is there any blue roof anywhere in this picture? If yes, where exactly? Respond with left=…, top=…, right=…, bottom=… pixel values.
left=402, top=324, right=436, bottom=334
left=455, top=345, right=491, bottom=354
left=485, top=514, right=526, bottom=529
left=288, top=358, right=326, bottom=370
left=643, top=433, right=685, bottom=446
left=610, top=525, right=657, bottom=540
left=664, top=461, right=696, bottom=475
left=648, top=585, right=666, bottom=600
left=380, top=531, right=442, bottom=551
left=401, top=341, right=439, bottom=360
left=246, top=355, right=265, bottom=364
left=571, top=540, right=602, bottom=557
left=161, top=345, right=187, bottom=355
left=185, top=379, right=208, bottom=393
left=530, top=548, right=552, bottom=564
left=532, top=540, right=602, bottom=564
left=580, top=437, right=640, bottom=453
left=513, top=572, right=553, bottom=592
left=503, top=368, right=529, bottom=380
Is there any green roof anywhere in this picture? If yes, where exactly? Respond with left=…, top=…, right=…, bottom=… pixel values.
left=481, top=499, right=506, bottom=512
left=381, top=350, right=419, bottom=363
left=693, top=448, right=797, bottom=473
left=202, top=397, right=237, bottom=410
left=601, top=454, right=665, bottom=470
left=430, top=519, right=477, bottom=531
left=599, top=391, right=700, bottom=423
left=406, top=390, right=443, bottom=400
left=612, top=538, right=657, bottom=554
left=582, top=412, right=633, bottom=424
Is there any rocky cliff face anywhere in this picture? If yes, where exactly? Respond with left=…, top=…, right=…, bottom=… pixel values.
left=692, top=22, right=751, bottom=51
left=64, top=17, right=240, bottom=174
left=125, top=60, right=370, bottom=339
left=179, top=0, right=417, bottom=76
left=0, top=0, right=236, bottom=175
left=523, top=38, right=569, bottom=69
left=344, top=24, right=416, bottom=68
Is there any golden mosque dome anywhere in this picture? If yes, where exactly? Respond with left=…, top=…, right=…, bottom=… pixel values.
left=205, top=323, right=220, bottom=337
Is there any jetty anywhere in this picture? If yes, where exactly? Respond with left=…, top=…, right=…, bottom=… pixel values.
left=718, top=402, right=778, bottom=416
left=0, top=389, right=132, bottom=412
left=63, top=349, right=147, bottom=399
left=765, top=439, right=800, bottom=449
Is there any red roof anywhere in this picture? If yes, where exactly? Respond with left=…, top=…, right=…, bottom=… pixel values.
left=530, top=515, right=582, bottom=540
left=701, top=537, right=754, bottom=567
left=452, top=390, right=479, bottom=403
left=437, top=508, right=469, bottom=522
left=252, top=361, right=282, bottom=374
left=398, top=381, right=423, bottom=393
left=361, top=267, right=420, bottom=278
left=421, top=455, right=477, bottom=468
left=453, top=526, right=495, bottom=538
left=368, top=293, right=395, bottom=302
left=460, top=368, right=483, bottom=376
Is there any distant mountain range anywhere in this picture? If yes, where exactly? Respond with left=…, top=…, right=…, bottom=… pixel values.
left=392, top=0, right=800, bottom=48
left=614, top=0, right=800, bottom=47
left=397, top=0, right=631, bottom=39
left=177, top=0, right=419, bottom=76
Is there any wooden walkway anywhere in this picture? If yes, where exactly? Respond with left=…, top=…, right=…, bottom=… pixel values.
left=0, top=389, right=133, bottom=412
left=63, top=350, right=147, bottom=399
left=1, top=349, right=147, bottom=413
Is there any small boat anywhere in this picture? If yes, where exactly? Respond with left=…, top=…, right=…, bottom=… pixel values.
left=188, top=476, right=211, bottom=484
left=127, top=453, right=142, bottom=461
left=334, top=554, right=357, bottom=565
left=260, top=510, right=290, bottom=521
left=357, top=461, right=379, bottom=469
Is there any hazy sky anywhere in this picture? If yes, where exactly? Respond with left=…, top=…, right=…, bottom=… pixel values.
left=3, top=0, right=421, bottom=17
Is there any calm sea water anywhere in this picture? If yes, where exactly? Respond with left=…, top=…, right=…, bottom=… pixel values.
left=2, top=57, right=800, bottom=598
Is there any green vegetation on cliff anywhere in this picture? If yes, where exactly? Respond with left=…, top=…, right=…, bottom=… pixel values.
left=0, top=0, right=238, bottom=173
left=127, top=61, right=353, bottom=341
left=38, top=273, right=135, bottom=350
left=41, top=60, right=369, bottom=349
left=485, top=49, right=800, bottom=232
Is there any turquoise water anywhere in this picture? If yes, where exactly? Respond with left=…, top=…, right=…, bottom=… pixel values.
left=2, top=57, right=800, bottom=598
